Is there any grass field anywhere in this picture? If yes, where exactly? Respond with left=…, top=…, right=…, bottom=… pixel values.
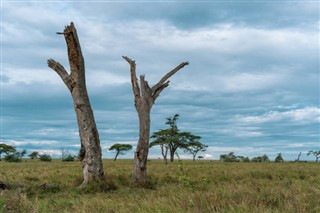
left=0, top=159, right=319, bottom=212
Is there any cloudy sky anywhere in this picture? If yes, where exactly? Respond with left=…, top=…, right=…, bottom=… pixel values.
left=1, top=1, right=319, bottom=161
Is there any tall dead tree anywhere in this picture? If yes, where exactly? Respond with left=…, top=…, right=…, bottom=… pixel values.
left=123, top=56, right=189, bottom=184
left=47, top=22, right=104, bottom=187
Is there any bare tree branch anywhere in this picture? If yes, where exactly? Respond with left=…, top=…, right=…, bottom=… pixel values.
left=151, top=61, right=189, bottom=94
left=47, top=59, right=73, bottom=91
left=152, top=81, right=170, bottom=102
left=122, top=56, right=141, bottom=101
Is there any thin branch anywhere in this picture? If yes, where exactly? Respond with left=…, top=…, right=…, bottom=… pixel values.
left=151, top=61, right=189, bottom=93
left=47, top=59, right=73, bottom=91
left=152, top=81, right=169, bottom=101
left=123, top=56, right=141, bottom=100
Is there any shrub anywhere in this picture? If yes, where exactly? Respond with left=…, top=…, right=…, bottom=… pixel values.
left=4, top=154, right=21, bottom=162
left=275, top=153, right=284, bottom=162
left=4, top=150, right=26, bottom=162
left=39, top=154, right=52, bottom=162
left=62, top=154, right=75, bottom=162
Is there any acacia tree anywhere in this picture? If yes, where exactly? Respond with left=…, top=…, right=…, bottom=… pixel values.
left=109, top=144, right=133, bottom=161
left=47, top=22, right=104, bottom=186
left=183, top=135, right=207, bottom=161
left=0, top=144, right=16, bottom=161
left=307, top=150, right=320, bottom=162
left=150, top=115, right=203, bottom=162
left=123, top=56, right=189, bottom=184
left=275, top=153, right=284, bottom=162
left=150, top=129, right=170, bottom=164
left=166, top=114, right=183, bottom=162
left=29, top=151, right=40, bottom=160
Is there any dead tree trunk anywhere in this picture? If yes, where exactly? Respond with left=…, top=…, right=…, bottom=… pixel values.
left=123, top=56, right=189, bottom=185
left=160, top=144, right=169, bottom=165
left=47, top=22, right=104, bottom=187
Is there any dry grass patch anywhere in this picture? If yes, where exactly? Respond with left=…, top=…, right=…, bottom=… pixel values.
left=0, top=159, right=319, bottom=212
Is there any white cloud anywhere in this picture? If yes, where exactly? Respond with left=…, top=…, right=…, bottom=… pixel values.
left=203, top=154, right=213, bottom=158
left=2, top=140, right=58, bottom=146
left=236, top=107, right=320, bottom=124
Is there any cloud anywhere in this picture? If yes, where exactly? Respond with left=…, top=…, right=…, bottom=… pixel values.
left=1, top=2, right=319, bottom=161
left=236, top=107, right=320, bottom=124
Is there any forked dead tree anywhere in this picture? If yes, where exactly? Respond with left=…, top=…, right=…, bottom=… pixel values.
left=123, top=56, right=189, bottom=184
left=48, top=22, right=104, bottom=186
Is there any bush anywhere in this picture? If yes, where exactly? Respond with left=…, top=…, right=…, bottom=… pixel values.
left=39, top=154, right=52, bottom=162
left=62, top=154, right=75, bottom=162
left=275, top=153, right=284, bottom=162
left=4, top=150, right=26, bottom=162
left=4, top=154, right=21, bottom=162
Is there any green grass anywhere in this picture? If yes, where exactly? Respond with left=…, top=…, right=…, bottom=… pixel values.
left=0, top=159, right=319, bottom=212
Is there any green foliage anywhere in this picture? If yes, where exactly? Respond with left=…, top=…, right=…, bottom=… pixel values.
left=4, top=154, right=20, bottom=162
left=243, top=157, right=250, bottom=162
left=62, top=154, right=75, bottom=162
left=29, top=151, right=40, bottom=160
left=251, top=154, right=269, bottom=162
left=151, top=114, right=205, bottom=162
left=176, top=153, right=193, bottom=189
left=220, top=152, right=240, bottom=162
left=0, top=143, right=16, bottom=161
left=275, top=153, right=284, bottom=162
left=4, top=150, right=26, bottom=162
left=109, top=143, right=133, bottom=161
left=39, top=154, right=52, bottom=162
left=307, top=150, right=320, bottom=162
left=183, top=137, right=207, bottom=161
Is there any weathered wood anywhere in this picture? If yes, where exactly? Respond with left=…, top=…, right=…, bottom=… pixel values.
left=48, top=22, right=104, bottom=187
left=123, top=56, right=188, bottom=184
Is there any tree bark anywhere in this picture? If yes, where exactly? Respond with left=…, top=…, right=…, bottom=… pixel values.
left=160, top=144, right=168, bottom=165
left=170, top=148, right=175, bottom=162
left=48, top=22, right=104, bottom=187
left=114, top=151, right=120, bottom=161
left=123, top=56, right=188, bottom=185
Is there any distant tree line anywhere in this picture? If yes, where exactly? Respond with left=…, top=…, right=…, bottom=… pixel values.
left=219, top=152, right=283, bottom=163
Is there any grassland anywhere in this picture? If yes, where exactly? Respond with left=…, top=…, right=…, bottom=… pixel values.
left=0, top=159, right=319, bottom=213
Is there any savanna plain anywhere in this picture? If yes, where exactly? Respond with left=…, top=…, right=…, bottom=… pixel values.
left=0, top=159, right=319, bottom=213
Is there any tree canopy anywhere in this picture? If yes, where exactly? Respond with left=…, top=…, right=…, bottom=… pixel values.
left=109, top=144, right=133, bottom=161
left=307, top=150, right=320, bottom=162
left=150, top=114, right=205, bottom=162
left=0, top=143, right=16, bottom=161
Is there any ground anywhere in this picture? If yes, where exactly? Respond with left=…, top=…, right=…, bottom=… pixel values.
left=0, top=159, right=319, bottom=212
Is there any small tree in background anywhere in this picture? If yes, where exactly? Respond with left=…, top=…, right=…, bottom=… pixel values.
left=252, top=154, right=269, bottom=162
left=109, top=144, right=133, bottom=161
left=60, top=147, right=75, bottom=161
left=150, top=130, right=170, bottom=164
left=0, top=143, right=16, bottom=161
left=40, top=154, right=52, bottom=162
left=150, top=115, right=204, bottom=163
left=4, top=150, right=26, bottom=162
left=182, top=134, right=207, bottom=161
left=29, top=151, right=40, bottom=160
left=307, top=150, right=320, bottom=162
left=243, top=157, right=250, bottom=162
left=275, top=153, right=284, bottom=162
left=294, top=152, right=302, bottom=163
left=220, top=152, right=239, bottom=162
